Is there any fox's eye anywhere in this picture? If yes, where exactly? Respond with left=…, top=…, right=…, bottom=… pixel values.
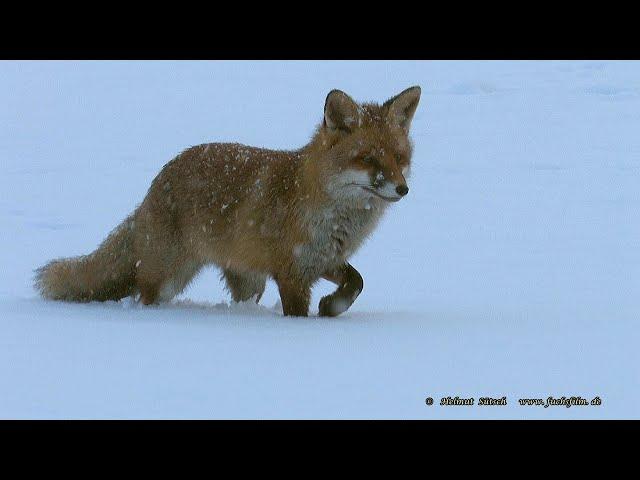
left=363, top=156, right=375, bottom=165
left=395, top=154, right=402, bottom=163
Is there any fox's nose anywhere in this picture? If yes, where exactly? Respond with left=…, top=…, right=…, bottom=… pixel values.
left=396, top=185, right=409, bottom=196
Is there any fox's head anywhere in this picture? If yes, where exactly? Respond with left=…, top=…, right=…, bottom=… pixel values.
left=310, top=86, right=421, bottom=204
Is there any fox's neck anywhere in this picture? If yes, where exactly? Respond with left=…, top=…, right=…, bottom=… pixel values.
left=296, top=126, right=341, bottom=205
left=300, top=123, right=337, bottom=156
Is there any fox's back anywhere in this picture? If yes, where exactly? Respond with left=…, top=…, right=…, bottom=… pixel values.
left=141, top=142, right=305, bottom=270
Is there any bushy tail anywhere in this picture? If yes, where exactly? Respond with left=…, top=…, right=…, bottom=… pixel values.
left=35, top=215, right=138, bottom=302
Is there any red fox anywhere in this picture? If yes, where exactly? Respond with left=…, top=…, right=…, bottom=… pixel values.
left=35, top=86, right=421, bottom=316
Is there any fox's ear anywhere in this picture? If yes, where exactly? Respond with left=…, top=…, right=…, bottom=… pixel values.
left=324, top=89, right=360, bottom=132
left=385, top=86, right=421, bottom=131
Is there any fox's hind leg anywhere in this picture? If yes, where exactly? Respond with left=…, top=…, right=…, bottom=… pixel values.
left=137, top=275, right=161, bottom=305
left=158, top=258, right=203, bottom=302
left=135, top=255, right=167, bottom=305
left=136, top=256, right=201, bottom=305
left=222, top=269, right=267, bottom=303
left=318, top=263, right=363, bottom=317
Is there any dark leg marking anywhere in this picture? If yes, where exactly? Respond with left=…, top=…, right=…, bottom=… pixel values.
left=318, top=263, right=363, bottom=317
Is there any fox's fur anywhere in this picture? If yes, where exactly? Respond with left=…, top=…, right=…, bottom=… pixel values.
left=35, top=86, right=421, bottom=316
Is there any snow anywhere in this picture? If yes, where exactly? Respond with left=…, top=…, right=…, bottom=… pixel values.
left=1, top=60, right=638, bottom=419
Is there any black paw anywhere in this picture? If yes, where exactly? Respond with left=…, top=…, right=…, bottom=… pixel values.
left=318, top=295, right=336, bottom=317
left=318, top=293, right=350, bottom=317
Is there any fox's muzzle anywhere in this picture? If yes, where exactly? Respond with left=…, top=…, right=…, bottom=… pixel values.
left=395, top=185, right=409, bottom=196
left=362, top=183, right=407, bottom=202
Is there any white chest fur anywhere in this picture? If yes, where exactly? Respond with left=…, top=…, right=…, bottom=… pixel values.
left=294, top=201, right=385, bottom=280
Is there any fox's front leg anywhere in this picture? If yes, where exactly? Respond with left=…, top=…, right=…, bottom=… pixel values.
left=318, top=263, right=364, bottom=317
left=275, top=277, right=311, bottom=317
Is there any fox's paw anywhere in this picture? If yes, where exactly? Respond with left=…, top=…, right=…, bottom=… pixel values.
left=318, top=293, right=353, bottom=317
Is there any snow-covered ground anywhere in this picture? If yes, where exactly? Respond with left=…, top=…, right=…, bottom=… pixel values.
left=1, top=61, right=638, bottom=419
